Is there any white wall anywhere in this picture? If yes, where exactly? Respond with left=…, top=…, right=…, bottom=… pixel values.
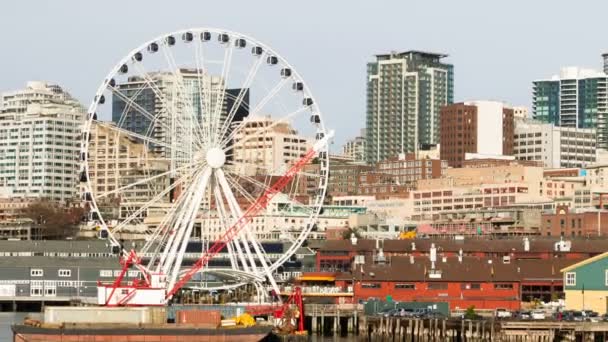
left=467, top=101, right=504, bottom=155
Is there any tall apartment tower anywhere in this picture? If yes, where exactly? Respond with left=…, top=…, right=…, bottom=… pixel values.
left=112, top=69, right=249, bottom=158
left=532, top=66, right=608, bottom=148
left=365, top=51, right=453, bottom=164
left=440, top=101, right=514, bottom=168
left=603, top=52, right=608, bottom=74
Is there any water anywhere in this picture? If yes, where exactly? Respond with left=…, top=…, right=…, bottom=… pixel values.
left=0, top=312, right=41, bottom=341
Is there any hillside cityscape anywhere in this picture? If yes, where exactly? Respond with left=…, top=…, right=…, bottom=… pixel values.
left=2, top=14, right=608, bottom=341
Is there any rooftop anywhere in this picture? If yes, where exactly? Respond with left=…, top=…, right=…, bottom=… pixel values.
left=375, top=50, right=449, bottom=59
left=337, top=256, right=576, bottom=283
left=319, top=238, right=608, bottom=254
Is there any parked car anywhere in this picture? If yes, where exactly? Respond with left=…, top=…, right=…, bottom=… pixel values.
left=571, top=311, right=584, bottom=322
left=531, top=310, right=546, bottom=320
left=378, top=309, right=397, bottom=317
left=397, top=308, right=415, bottom=317
left=584, top=311, right=600, bottom=322
left=413, top=308, right=431, bottom=317
left=518, top=311, right=531, bottom=320
left=425, top=311, right=446, bottom=319
left=495, top=308, right=512, bottom=319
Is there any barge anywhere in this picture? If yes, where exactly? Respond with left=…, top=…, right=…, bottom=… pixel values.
left=12, top=323, right=272, bottom=342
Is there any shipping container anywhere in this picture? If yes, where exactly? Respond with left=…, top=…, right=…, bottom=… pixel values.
left=167, top=304, right=245, bottom=320
left=176, top=310, right=221, bottom=327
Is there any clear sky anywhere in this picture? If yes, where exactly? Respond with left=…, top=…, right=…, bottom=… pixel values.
left=0, top=0, right=606, bottom=148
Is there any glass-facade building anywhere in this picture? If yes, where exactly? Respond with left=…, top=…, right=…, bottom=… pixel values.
left=365, top=51, right=453, bottom=164
left=532, top=67, right=608, bottom=149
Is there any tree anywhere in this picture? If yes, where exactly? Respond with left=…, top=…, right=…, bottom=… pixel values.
left=22, top=200, right=85, bottom=239
left=464, top=305, right=477, bottom=320
left=341, top=226, right=363, bottom=240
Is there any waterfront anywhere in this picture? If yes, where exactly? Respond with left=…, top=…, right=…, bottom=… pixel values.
left=0, top=312, right=40, bottom=341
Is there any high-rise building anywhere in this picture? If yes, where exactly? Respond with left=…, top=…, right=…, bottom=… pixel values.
left=231, top=115, right=310, bottom=176
left=0, top=82, right=85, bottom=202
left=365, top=51, right=453, bottom=163
left=514, top=120, right=596, bottom=168
left=440, top=101, right=514, bottom=168
left=112, top=69, right=249, bottom=158
left=603, top=52, right=608, bottom=74
left=532, top=67, right=608, bottom=148
left=342, top=129, right=366, bottom=163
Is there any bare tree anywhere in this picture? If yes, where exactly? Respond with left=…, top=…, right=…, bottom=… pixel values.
left=22, top=200, right=86, bottom=239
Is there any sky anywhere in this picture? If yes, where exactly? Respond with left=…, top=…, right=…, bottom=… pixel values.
left=0, top=0, right=606, bottom=148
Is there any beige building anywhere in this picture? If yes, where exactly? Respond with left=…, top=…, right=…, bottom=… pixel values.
left=513, top=106, right=529, bottom=120
left=86, top=121, right=169, bottom=219
left=232, top=116, right=310, bottom=176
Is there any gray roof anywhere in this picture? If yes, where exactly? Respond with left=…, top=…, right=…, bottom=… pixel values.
left=0, top=256, right=120, bottom=268
left=0, top=240, right=146, bottom=253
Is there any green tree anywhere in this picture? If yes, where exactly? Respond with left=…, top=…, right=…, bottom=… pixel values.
left=464, top=305, right=477, bottom=320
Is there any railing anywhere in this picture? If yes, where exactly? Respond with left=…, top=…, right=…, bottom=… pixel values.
left=280, top=286, right=353, bottom=295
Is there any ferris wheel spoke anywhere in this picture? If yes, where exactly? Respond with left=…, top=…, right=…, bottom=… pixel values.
left=110, top=166, right=197, bottom=235
left=215, top=168, right=279, bottom=292
left=93, top=120, right=189, bottom=155
left=96, top=160, right=200, bottom=199
left=159, top=44, right=207, bottom=148
left=109, top=84, right=173, bottom=134
left=130, top=60, right=204, bottom=152
left=113, top=85, right=147, bottom=129
left=222, top=172, right=258, bottom=207
left=221, top=106, right=309, bottom=151
left=144, top=170, right=206, bottom=266
left=212, top=173, right=250, bottom=273
left=218, top=78, right=289, bottom=147
left=193, top=39, right=213, bottom=147
left=210, top=42, right=235, bottom=146
left=215, top=53, right=265, bottom=145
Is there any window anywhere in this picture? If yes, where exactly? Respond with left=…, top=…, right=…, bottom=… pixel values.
left=565, top=272, right=576, bottom=286
left=361, top=283, right=381, bottom=289
left=395, top=283, right=415, bottom=290
left=461, top=283, right=481, bottom=290
left=30, top=269, right=43, bottom=277
left=58, top=269, right=71, bottom=277
left=494, top=283, right=514, bottom=290
left=427, top=283, right=448, bottom=290
left=99, top=270, right=112, bottom=277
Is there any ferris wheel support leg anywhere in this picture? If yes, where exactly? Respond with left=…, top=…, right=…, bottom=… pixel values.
left=213, top=184, right=250, bottom=273
left=215, top=175, right=259, bottom=274
left=167, top=167, right=213, bottom=293
left=159, top=185, right=197, bottom=274
left=215, top=169, right=282, bottom=303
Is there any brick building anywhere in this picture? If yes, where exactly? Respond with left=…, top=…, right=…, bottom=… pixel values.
left=542, top=205, right=608, bottom=237
left=440, top=101, right=514, bottom=167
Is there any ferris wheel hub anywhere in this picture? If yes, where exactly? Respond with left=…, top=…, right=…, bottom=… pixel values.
left=206, top=147, right=226, bottom=169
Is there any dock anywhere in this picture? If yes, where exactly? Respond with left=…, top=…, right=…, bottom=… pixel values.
left=362, top=317, right=608, bottom=341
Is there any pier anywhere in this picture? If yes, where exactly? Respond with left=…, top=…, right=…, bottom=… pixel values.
left=362, top=317, right=608, bottom=342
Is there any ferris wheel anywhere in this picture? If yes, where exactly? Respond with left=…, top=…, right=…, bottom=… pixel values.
left=79, top=28, right=330, bottom=303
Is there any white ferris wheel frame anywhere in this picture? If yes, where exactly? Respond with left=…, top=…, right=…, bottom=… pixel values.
left=80, top=28, right=330, bottom=293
